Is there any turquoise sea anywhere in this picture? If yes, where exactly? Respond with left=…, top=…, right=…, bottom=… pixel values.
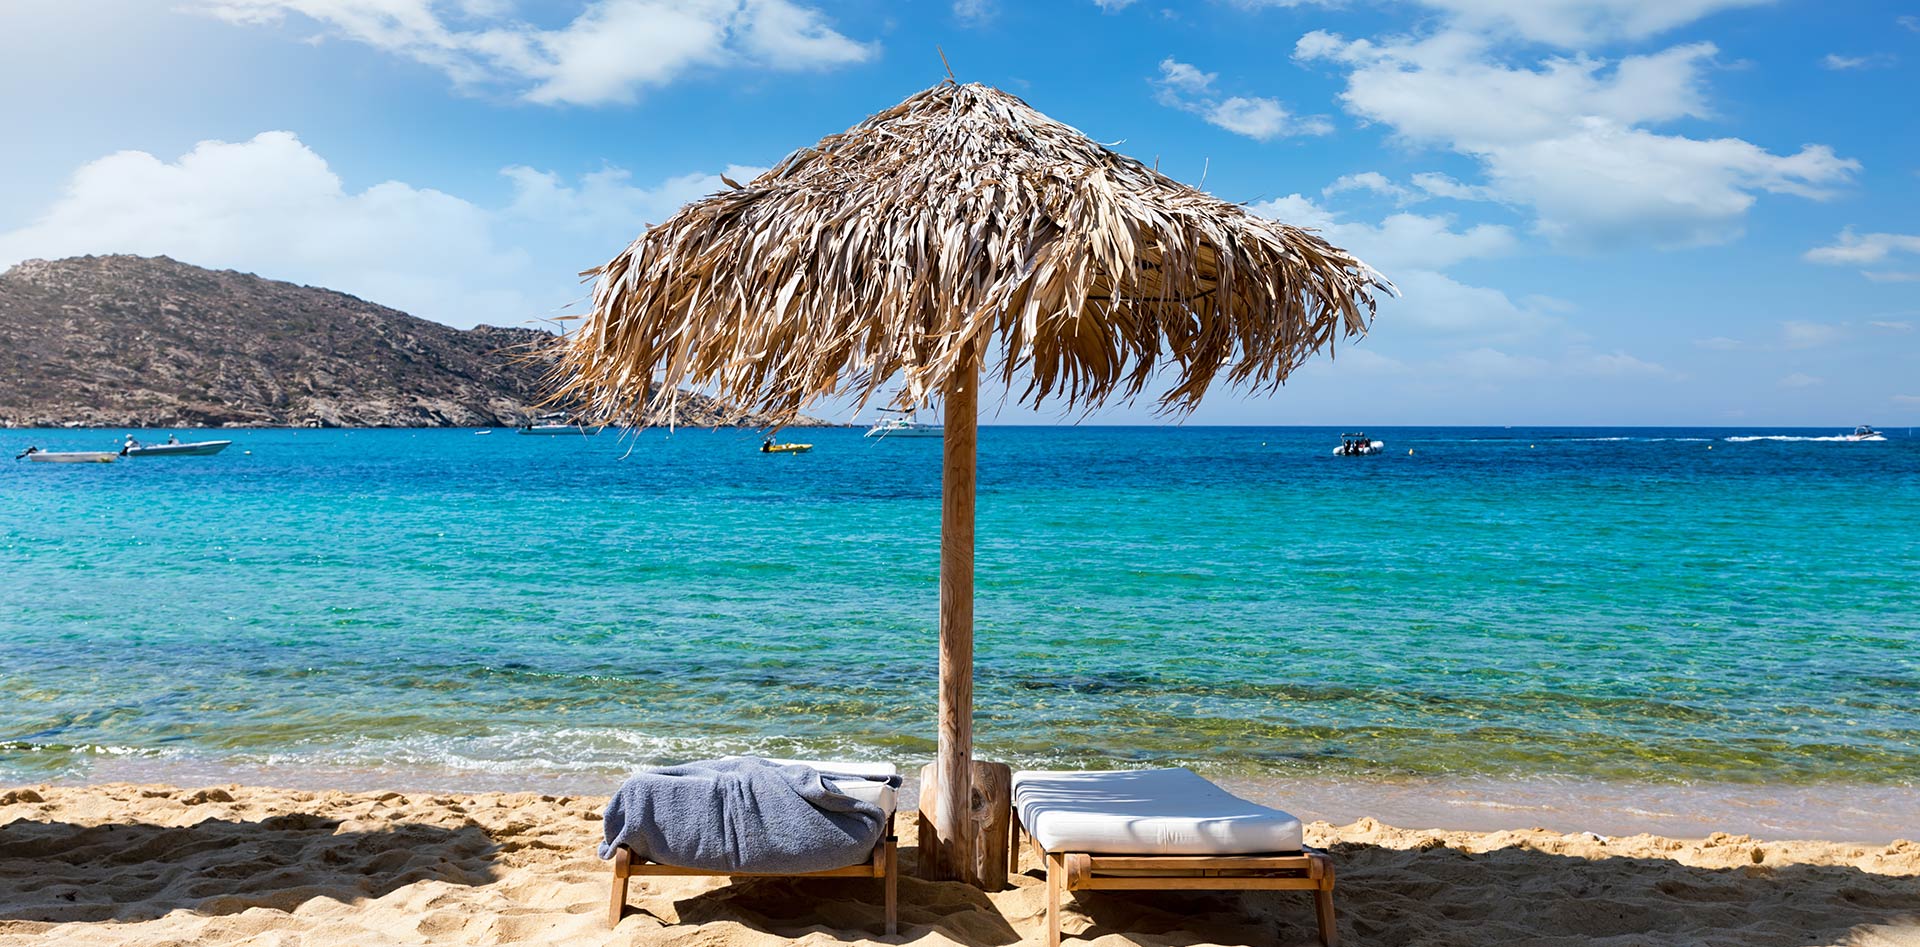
left=4, top=426, right=1918, bottom=838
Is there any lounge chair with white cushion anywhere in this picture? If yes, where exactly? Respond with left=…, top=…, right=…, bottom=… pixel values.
left=608, top=759, right=899, bottom=934
left=1012, top=768, right=1336, bottom=947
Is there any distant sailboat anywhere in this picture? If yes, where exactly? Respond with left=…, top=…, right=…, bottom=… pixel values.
left=518, top=412, right=602, bottom=436
left=863, top=408, right=942, bottom=439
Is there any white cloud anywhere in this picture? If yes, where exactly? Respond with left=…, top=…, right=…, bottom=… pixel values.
left=1092, top=0, right=1138, bottom=9
left=1409, top=0, right=1771, bottom=45
left=1385, top=344, right=1675, bottom=385
left=195, top=0, right=875, bottom=106
left=1156, top=59, right=1213, bottom=95
left=503, top=163, right=767, bottom=239
left=1574, top=350, right=1675, bottom=377
left=1208, top=97, right=1331, bottom=139
left=1240, top=0, right=1769, bottom=45
left=1299, top=345, right=1407, bottom=376
left=1522, top=293, right=1578, bottom=314
left=1324, top=171, right=1416, bottom=203
left=1869, top=321, right=1913, bottom=332
left=1693, top=336, right=1742, bottom=350
left=953, top=0, right=995, bottom=24
left=1895, top=394, right=1920, bottom=406
left=1295, top=30, right=1858, bottom=248
left=1482, top=121, right=1855, bottom=247
left=0, top=131, right=530, bottom=325
left=0, top=131, right=751, bottom=329
left=1446, top=346, right=1552, bottom=378
left=1411, top=171, right=1497, bottom=202
left=1253, top=193, right=1549, bottom=339
left=1152, top=58, right=1331, bottom=141
left=1385, top=269, right=1558, bottom=337
left=1250, top=188, right=1697, bottom=388
left=1808, top=230, right=1920, bottom=283
left=1298, top=34, right=1719, bottom=144
left=1348, top=212, right=1520, bottom=271
left=1779, top=320, right=1844, bottom=349
left=1821, top=53, right=1895, bottom=71
left=1255, top=193, right=1340, bottom=231
left=1805, top=229, right=1920, bottom=265
left=1779, top=372, right=1822, bottom=389
left=1253, top=193, right=1516, bottom=272
left=1899, top=15, right=1920, bottom=33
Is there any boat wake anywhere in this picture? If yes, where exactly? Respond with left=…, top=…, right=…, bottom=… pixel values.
left=1564, top=437, right=1714, bottom=443
left=1723, top=435, right=1884, bottom=443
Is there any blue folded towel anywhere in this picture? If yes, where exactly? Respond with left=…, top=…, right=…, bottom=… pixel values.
left=600, top=756, right=900, bottom=873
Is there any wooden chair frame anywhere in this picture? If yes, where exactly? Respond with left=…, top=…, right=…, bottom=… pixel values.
left=1013, top=817, right=1337, bottom=947
left=608, top=834, right=899, bottom=936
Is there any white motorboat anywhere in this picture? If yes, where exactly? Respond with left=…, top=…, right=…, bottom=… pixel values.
left=17, top=447, right=116, bottom=463
left=518, top=412, right=602, bottom=436
left=1842, top=424, right=1886, bottom=442
left=863, top=408, right=942, bottom=439
left=121, top=438, right=232, bottom=457
left=1332, top=432, right=1384, bottom=456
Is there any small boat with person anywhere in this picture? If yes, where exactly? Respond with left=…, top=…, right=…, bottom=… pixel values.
left=1843, top=424, right=1886, bottom=442
left=1332, top=432, right=1384, bottom=456
left=760, top=436, right=813, bottom=454
left=120, top=435, right=232, bottom=457
left=863, top=408, right=942, bottom=439
left=16, top=447, right=116, bottom=463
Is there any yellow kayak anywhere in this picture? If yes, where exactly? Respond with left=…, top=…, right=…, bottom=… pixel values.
left=760, top=443, right=812, bottom=454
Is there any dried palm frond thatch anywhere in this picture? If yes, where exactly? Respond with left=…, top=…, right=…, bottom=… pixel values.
left=555, top=80, right=1389, bottom=427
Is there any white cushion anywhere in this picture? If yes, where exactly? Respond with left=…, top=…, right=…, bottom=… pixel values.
left=1013, top=768, right=1302, bottom=855
left=764, top=758, right=899, bottom=816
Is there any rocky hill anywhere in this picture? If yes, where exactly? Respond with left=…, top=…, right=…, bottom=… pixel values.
left=0, top=255, right=826, bottom=428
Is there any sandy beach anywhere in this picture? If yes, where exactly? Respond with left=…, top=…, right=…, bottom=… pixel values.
left=3, top=783, right=1916, bottom=947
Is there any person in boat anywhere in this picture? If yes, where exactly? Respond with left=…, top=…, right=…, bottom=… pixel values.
left=121, top=434, right=141, bottom=456
left=167, top=434, right=179, bottom=444
left=761, top=435, right=774, bottom=453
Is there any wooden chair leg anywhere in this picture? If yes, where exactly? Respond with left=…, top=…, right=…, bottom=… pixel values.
left=883, top=837, right=899, bottom=936
left=1313, top=859, right=1338, bottom=947
left=608, top=846, right=632, bottom=929
left=1044, top=852, right=1064, bottom=947
left=1009, top=818, right=1022, bottom=876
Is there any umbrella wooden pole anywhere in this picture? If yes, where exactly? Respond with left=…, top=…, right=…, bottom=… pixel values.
left=929, top=349, right=978, bottom=883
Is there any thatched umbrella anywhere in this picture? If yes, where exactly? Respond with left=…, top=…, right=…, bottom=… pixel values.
left=554, top=80, right=1387, bottom=885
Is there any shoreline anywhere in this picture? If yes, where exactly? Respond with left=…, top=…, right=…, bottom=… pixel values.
left=2, top=781, right=1916, bottom=947
left=4, top=422, right=1914, bottom=431
left=32, top=757, right=1920, bottom=845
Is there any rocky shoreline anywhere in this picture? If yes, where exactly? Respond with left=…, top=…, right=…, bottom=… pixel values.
left=0, top=255, right=832, bottom=430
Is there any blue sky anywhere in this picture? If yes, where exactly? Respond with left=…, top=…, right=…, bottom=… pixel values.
left=1, top=0, right=1915, bottom=426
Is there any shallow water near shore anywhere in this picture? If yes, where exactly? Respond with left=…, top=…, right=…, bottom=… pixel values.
left=3, top=425, right=1917, bottom=839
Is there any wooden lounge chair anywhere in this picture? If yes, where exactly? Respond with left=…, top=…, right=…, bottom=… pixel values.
left=1012, top=768, right=1337, bottom=947
left=607, top=760, right=900, bottom=935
